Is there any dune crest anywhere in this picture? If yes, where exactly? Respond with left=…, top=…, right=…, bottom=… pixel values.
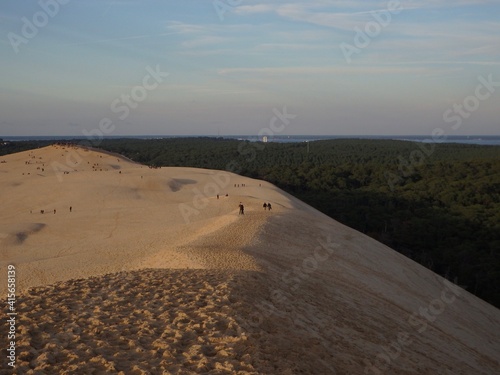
left=1, top=145, right=499, bottom=374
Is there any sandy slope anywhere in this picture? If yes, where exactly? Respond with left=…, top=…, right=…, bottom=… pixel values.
left=0, top=145, right=499, bottom=374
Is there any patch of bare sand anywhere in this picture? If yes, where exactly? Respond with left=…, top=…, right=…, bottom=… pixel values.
left=239, top=211, right=500, bottom=374
left=2, top=269, right=339, bottom=375
left=178, top=210, right=267, bottom=271
left=6, top=270, right=257, bottom=374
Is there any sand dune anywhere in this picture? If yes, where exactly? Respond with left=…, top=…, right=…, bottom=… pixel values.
left=1, top=145, right=499, bottom=374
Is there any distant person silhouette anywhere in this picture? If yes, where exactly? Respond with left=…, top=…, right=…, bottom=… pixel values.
left=267, top=203, right=272, bottom=211
left=263, top=203, right=267, bottom=210
left=239, top=202, right=244, bottom=215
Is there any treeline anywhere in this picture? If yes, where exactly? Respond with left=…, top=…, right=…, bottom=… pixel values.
left=3, top=138, right=499, bottom=307
left=0, top=140, right=55, bottom=156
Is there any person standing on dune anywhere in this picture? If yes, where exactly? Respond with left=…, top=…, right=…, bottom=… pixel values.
left=239, top=202, right=244, bottom=215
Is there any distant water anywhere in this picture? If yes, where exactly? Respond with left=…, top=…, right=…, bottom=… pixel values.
left=2, top=135, right=500, bottom=146
left=225, top=135, right=500, bottom=146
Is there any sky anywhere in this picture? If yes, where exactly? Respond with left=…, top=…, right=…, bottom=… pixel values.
left=1, top=0, right=499, bottom=137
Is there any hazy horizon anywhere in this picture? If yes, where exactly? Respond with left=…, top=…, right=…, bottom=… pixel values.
left=1, top=0, right=500, bottom=137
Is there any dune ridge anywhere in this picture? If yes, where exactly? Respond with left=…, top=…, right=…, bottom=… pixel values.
left=1, top=145, right=499, bottom=374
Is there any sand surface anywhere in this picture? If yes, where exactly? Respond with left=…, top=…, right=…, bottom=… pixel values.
left=1, top=145, right=499, bottom=374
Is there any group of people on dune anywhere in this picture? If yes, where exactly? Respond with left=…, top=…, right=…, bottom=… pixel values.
left=238, top=202, right=272, bottom=215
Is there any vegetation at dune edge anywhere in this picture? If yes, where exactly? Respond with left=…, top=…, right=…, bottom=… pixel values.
left=2, top=138, right=499, bottom=308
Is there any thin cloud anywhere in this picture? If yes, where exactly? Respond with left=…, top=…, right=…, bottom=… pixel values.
left=256, top=43, right=325, bottom=51
left=234, top=4, right=277, bottom=14
left=381, top=60, right=500, bottom=67
left=60, top=32, right=180, bottom=47
left=166, top=21, right=206, bottom=34
left=237, top=0, right=499, bottom=33
left=218, top=65, right=450, bottom=76
left=181, top=36, right=233, bottom=49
